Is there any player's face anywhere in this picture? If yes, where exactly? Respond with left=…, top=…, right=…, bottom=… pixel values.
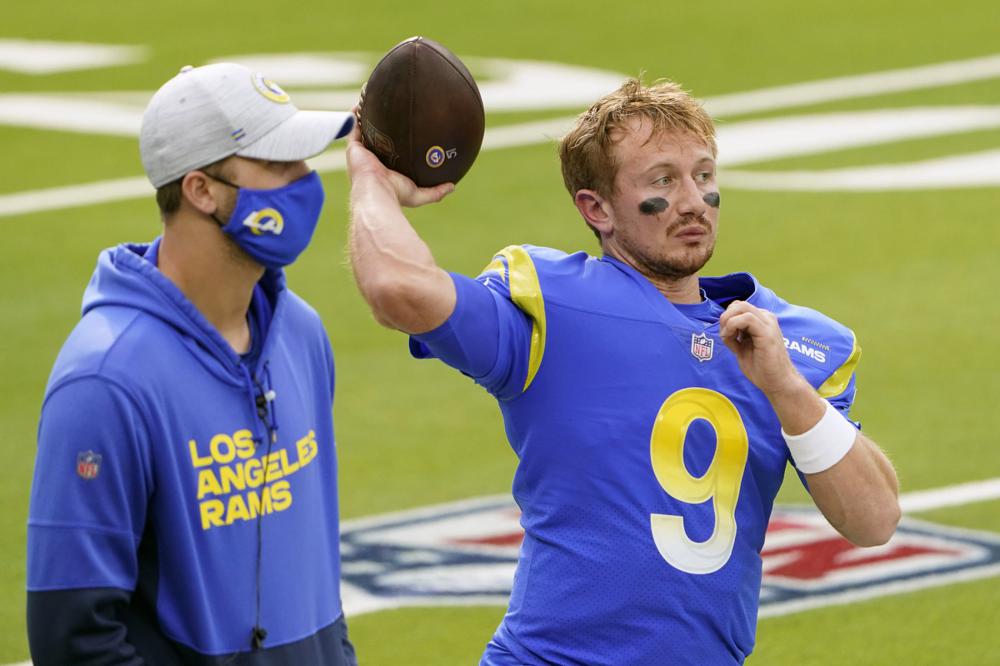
left=605, top=120, right=719, bottom=280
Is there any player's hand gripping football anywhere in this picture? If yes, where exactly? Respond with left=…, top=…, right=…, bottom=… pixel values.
left=345, top=113, right=454, bottom=209
left=719, top=301, right=809, bottom=400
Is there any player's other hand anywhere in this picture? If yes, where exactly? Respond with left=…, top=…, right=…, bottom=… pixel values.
left=345, top=115, right=454, bottom=208
left=719, top=301, right=808, bottom=399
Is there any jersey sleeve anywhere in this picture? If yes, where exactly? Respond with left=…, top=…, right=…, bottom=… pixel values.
left=28, top=376, right=152, bottom=592
left=815, top=334, right=861, bottom=425
left=790, top=330, right=862, bottom=487
left=775, top=298, right=863, bottom=426
left=409, top=246, right=540, bottom=401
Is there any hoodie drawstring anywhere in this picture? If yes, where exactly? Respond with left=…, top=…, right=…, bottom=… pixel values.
left=260, top=362, right=279, bottom=443
left=240, top=361, right=279, bottom=650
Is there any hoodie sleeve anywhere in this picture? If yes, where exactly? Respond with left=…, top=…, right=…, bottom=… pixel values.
left=27, top=375, right=152, bottom=661
left=28, top=588, right=145, bottom=665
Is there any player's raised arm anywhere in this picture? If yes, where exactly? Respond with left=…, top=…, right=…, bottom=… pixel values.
left=720, top=300, right=901, bottom=546
left=346, top=123, right=457, bottom=334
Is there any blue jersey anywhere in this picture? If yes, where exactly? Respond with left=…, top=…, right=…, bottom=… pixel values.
left=411, top=245, right=860, bottom=666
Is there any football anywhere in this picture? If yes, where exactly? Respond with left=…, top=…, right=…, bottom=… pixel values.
left=359, top=36, right=485, bottom=187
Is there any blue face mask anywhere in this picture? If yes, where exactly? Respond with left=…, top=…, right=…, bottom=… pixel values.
left=209, top=170, right=325, bottom=269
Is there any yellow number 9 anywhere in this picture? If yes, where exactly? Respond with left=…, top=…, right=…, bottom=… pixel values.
left=650, top=387, right=749, bottom=574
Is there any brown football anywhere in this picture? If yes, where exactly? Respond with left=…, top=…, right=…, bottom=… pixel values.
left=359, top=36, right=485, bottom=187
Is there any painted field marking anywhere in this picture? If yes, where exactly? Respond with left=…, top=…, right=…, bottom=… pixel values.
left=5, top=51, right=1000, bottom=136
left=0, top=95, right=143, bottom=136
left=337, top=476, right=1000, bottom=619
left=702, top=52, right=1000, bottom=117
left=898, top=477, right=1000, bottom=513
left=0, top=116, right=579, bottom=219
left=0, top=115, right=581, bottom=219
left=0, top=39, right=145, bottom=75
left=724, top=148, right=1000, bottom=191
left=3, top=51, right=1000, bottom=219
left=0, top=177, right=153, bottom=218
left=5, top=477, right=999, bottom=665
left=0, top=56, right=624, bottom=136
left=716, top=106, right=1000, bottom=166
left=7, top=103, right=1000, bottom=220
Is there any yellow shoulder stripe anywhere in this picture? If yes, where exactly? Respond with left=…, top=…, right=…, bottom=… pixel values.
left=496, top=246, right=546, bottom=392
left=479, top=257, right=506, bottom=281
left=817, top=333, right=861, bottom=399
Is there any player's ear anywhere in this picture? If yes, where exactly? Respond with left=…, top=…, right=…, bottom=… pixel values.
left=181, top=171, right=221, bottom=216
left=574, top=189, right=613, bottom=236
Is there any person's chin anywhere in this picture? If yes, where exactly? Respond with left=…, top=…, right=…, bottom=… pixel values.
left=674, top=245, right=714, bottom=275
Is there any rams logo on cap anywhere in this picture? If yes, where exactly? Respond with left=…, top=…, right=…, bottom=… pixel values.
left=242, top=208, right=285, bottom=236
left=251, top=73, right=291, bottom=104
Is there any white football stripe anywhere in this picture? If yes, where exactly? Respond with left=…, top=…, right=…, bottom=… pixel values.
left=7, top=105, right=1000, bottom=220
left=0, top=113, right=580, bottom=219
left=704, top=53, right=1000, bottom=117
left=0, top=95, right=143, bottom=136
left=722, top=149, right=1000, bottom=191
left=5, top=51, right=1000, bottom=136
left=899, top=477, right=1000, bottom=513
left=0, top=39, right=145, bottom=75
left=4, top=105, right=1000, bottom=219
left=0, top=176, right=152, bottom=219
left=716, top=106, right=1000, bottom=167
left=3, top=51, right=1000, bottom=217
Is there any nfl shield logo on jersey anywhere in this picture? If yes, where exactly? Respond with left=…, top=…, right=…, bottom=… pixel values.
left=691, top=332, right=714, bottom=362
left=76, top=450, right=102, bottom=480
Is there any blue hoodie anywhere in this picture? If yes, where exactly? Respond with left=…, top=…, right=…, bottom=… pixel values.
left=27, top=240, right=352, bottom=663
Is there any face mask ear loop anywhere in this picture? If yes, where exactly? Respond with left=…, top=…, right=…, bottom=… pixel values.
left=203, top=170, right=241, bottom=190
left=202, top=171, right=241, bottom=227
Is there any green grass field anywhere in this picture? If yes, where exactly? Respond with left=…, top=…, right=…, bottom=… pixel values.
left=3, top=0, right=1000, bottom=663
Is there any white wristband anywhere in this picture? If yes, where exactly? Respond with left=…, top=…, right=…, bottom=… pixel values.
left=782, top=401, right=857, bottom=474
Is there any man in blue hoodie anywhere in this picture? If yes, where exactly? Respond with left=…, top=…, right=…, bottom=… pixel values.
left=27, top=63, right=357, bottom=664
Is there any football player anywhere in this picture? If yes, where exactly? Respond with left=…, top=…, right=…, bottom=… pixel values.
left=345, top=79, right=900, bottom=665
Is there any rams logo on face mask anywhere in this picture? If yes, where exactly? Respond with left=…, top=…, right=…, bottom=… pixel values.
left=251, top=72, right=291, bottom=104
left=242, top=208, right=284, bottom=236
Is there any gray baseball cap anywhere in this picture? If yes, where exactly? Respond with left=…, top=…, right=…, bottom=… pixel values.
left=140, top=63, right=354, bottom=188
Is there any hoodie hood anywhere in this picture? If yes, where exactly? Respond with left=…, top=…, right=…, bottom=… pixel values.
left=82, top=239, right=285, bottom=385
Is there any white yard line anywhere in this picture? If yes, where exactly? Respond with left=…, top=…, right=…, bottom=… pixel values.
left=898, top=477, right=1000, bottom=514
left=702, top=53, right=1000, bottom=117
left=723, top=148, right=1000, bottom=191
left=0, top=176, right=152, bottom=218
left=0, top=39, right=145, bottom=75
left=0, top=115, right=580, bottom=219
left=3, top=52, right=1000, bottom=219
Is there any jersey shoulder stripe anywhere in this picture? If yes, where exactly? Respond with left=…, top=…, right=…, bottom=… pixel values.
left=817, top=332, right=861, bottom=398
left=479, top=245, right=547, bottom=391
left=759, top=286, right=860, bottom=401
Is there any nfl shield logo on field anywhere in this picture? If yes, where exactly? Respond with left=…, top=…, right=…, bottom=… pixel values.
left=691, top=332, right=714, bottom=362
left=338, top=497, right=1000, bottom=619
left=76, top=450, right=101, bottom=480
